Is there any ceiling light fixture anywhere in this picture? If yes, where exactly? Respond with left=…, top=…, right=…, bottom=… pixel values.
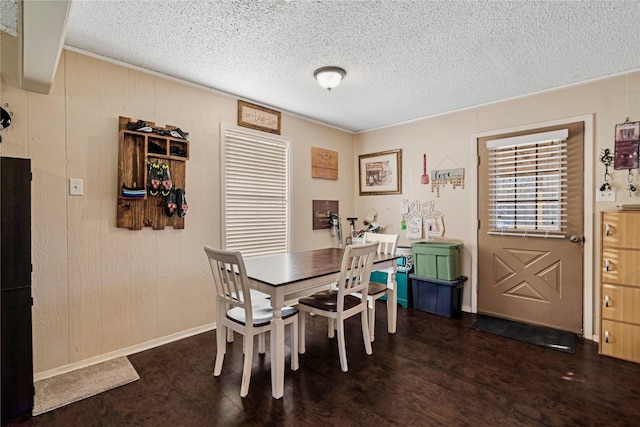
left=314, top=66, right=346, bottom=91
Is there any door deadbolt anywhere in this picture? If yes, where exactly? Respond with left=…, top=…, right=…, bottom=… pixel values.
left=569, top=235, right=583, bottom=243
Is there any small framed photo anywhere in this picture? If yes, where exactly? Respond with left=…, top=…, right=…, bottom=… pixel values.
left=425, top=216, right=445, bottom=237
left=614, top=121, right=639, bottom=170
left=237, top=100, right=281, bottom=135
left=359, top=149, right=402, bottom=195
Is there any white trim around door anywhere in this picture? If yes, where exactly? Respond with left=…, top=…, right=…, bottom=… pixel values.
left=470, top=114, right=595, bottom=340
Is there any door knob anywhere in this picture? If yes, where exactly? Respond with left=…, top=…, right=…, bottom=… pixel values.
left=569, top=235, right=584, bottom=243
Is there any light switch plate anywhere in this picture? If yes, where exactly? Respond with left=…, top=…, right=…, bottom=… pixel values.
left=596, top=189, right=615, bottom=202
left=69, top=178, right=83, bottom=196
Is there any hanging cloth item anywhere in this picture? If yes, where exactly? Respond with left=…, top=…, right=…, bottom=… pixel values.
left=363, top=208, right=377, bottom=226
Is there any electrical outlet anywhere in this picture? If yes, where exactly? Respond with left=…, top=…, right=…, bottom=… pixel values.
left=596, top=189, right=615, bottom=202
left=69, top=178, right=83, bottom=196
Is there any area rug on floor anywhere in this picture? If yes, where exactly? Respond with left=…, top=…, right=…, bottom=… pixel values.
left=471, top=315, right=577, bottom=353
left=33, top=356, right=139, bottom=415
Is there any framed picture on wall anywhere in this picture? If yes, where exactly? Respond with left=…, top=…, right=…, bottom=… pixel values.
left=237, top=100, right=281, bottom=135
left=425, top=216, right=445, bottom=237
left=359, top=149, right=402, bottom=195
left=312, top=200, right=338, bottom=230
left=614, top=121, right=639, bottom=170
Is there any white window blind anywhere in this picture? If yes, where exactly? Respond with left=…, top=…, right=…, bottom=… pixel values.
left=221, top=125, right=290, bottom=257
left=486, top=129, right=568, bottom=238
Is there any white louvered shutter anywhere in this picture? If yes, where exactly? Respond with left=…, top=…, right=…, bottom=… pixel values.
left=221, top=125, right=290, bottom=257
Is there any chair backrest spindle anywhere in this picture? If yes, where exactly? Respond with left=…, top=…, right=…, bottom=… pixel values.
left=204, top=246, right=253, bottom=325
left=336, top=242, right=378, bottom=311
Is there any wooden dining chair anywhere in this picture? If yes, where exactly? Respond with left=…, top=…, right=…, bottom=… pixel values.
left=360, top=232, right=399, bottom=342
left=298, top=242, right=378, bottom=372
left=204, top=246, right=299, bottom=397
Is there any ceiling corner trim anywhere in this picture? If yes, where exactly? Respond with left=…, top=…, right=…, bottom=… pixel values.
left=20, top=0, right=72, bottom=94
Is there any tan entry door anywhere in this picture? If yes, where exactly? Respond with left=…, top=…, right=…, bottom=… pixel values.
left=477, top=121, right=584, bottom=333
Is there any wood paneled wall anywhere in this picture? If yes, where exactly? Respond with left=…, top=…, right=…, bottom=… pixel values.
left=4, top=27, right=639, bottom=375
left=1, top=33, right=356, bottom=375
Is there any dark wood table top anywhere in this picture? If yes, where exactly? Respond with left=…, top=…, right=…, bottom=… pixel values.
left=244, top=247, right=397, bottom=287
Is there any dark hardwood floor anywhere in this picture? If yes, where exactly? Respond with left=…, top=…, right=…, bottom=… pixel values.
left=5, top=304, right=640, bottom=426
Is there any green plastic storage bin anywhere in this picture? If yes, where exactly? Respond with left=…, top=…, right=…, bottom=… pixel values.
left=411, top=241, right=462, bottom=280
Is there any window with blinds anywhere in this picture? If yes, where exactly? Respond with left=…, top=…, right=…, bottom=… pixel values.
left=486, top=129, right=568, bottom=238
left=221, top=125, right=290, bottom=257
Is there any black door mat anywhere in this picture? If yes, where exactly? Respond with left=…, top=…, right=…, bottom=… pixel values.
left=471, top=315, right=576, bottom=353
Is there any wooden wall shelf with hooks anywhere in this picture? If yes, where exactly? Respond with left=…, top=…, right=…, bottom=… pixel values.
left=116, top=116, right=189, bottom=230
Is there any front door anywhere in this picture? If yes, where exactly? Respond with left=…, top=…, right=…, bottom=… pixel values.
left=477, top=121, right=584, bottom=333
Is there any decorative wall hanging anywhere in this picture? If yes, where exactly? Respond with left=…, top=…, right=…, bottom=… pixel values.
left=359, top=149, right=402, bottom=195
left=614, top=120, right=639, bottom=170
left=237, top=100, right=281, bottom=135
left=311, top=147, right=338, bottom=179
left=599, top=148, right=614, bottom=194
left=312, top=200, right=338, bottom=230
left=430, top=156, right=465, bottom=197
left=401, top=199, right=444, bottom=240
left=431, top=168, right=465, bottom=197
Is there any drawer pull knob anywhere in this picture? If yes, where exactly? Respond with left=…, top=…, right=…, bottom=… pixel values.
left=605, top=330, right=609, bottom=343
left=605, top=223, right=611, bottom=236
left=605, top=259, right=610, bottom=272
left=605, top=295, right=610, bottom=307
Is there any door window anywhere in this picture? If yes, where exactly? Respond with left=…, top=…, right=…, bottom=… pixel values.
left=486, top=129, right=568, bottom=238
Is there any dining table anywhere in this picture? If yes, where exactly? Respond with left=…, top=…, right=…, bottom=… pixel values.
left=243, top=246, right=399, bottom=399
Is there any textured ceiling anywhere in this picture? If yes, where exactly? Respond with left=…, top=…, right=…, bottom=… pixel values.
left=3, top=0, right=640, bottom=133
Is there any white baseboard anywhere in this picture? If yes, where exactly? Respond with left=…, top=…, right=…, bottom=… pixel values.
left=34, top=322, right=216, bottom=381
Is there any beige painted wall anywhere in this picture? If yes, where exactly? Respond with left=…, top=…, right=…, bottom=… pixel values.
left=1, top=33, right=355, bottom=376
left=355, top=70, right=640, bottom=339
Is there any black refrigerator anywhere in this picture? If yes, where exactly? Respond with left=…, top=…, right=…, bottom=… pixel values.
left=1, top=156, right=34, bottom=422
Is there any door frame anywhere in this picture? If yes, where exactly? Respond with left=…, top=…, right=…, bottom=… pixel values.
left=469, top=114, right=595, bottom=340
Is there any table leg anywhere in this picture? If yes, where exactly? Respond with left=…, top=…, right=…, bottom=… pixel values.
left=387, top=268, right=398, bottom=334
left=270, top=298, right=286, bottom=399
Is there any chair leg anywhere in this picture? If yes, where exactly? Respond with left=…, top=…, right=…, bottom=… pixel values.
left=299, top=311, right=306, bottom=354
left=291, top=317, right=299, bottom=370
left=361, top=310, right=373, bottom=356
left=214, top=324, right=226, bottom=376
left=225, top=302, right=234, bottom=343
left=328, top=318, right=335, bottom=338
left=240, top=334, right=254, bottom=397
left=368, top=296, right=376, bottom=342
left=336, top=317, right=348, bottom=372
left=258, top=332, right=266, bottom=354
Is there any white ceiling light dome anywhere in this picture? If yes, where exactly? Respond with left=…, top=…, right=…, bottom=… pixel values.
left=314, top=66, right=346, bottom=91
